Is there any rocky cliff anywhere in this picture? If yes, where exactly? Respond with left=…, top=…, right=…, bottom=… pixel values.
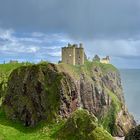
left=3, top=61, right=135, bottom=137
left=125, top=125, right=140, bottom=140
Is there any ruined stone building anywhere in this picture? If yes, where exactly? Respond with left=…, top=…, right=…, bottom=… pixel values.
left=100, top=56, right=110, bottom=64
left=62, top=43, right=85, bottom=65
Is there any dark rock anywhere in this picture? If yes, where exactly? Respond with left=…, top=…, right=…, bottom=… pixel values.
left=125, top=125, right=140, bottom=140
left=3, top=64, right=79, bottom=126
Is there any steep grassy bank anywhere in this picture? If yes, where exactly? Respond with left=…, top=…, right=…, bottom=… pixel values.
left=56, top=109, right=113, bottom=140
left=0, top=108, right=63, bottom=140
left=0, top=108, right=113, bottom=140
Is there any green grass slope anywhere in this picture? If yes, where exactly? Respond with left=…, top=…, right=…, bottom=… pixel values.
left=0, top=108, right=114, bottom=140
left=0, top=108, right=63, bottom=140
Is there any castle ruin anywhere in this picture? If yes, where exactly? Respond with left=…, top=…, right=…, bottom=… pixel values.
left=62, top=43, right=85, bottom=65
left=100, top=56, right=110, bottom=64
left=62, top=43, right=110, bottom=65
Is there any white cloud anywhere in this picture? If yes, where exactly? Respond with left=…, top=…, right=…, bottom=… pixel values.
left=47, top=51, right=61, bottom=57
left=0, top=28, right=70, bottom=63
left=0, top=29, right=40, bottom=54
left=0, top=28, right=14, bottom=41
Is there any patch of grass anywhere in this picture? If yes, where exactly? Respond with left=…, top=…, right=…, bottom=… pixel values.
left=58, top=61, right=118, bottom=79
left=0, top=63, right=32, bottom=76
left=90, top=61, right=118, bottom=73
left=0, top=108, right=64, bottom=140
left=100, top=89, right=121, bottom=135
left=0, top=108, right=114, bottom=140
left=91, top=127, right=113, bottom=140
left=58, top=63, right=81, bottom=79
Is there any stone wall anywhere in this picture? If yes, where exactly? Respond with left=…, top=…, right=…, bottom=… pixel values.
left=62, top=44, right=84, bottom=65
left=62, top=46, right=75, bottom=65
left=75, top=47, right=84, bottom=65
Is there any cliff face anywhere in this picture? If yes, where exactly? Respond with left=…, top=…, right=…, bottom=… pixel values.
left=3, top=62, right=135, bottom=136
left=125, top=125, right=140, bottom=140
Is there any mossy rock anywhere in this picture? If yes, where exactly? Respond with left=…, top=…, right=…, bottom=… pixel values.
left=56, top=109, right=113, bottom=140
left=3, top=64, right=63, bottom=126
left=3, top=63, right=79, bottom=126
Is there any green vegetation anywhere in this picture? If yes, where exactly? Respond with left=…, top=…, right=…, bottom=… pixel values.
left=0, top=108, right=64, bottom=140
left=0, top=61, right=122, bottom=139
left=0, top=62, right=32, bottom=76
left=56, top=109, right=113, bottom=140
left=0, top=108, right=114, bottom=140
left=58, top=60, right=118, bottom=79
left=100, top=89, right=121, bottom=135
left=3, top=63, right=65, bottom=126
left=0, top=63, right=32, bottom=102
left=84, top=61, right=118, bottom=73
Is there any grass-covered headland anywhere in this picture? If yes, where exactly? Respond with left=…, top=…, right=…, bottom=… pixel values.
left=0, top=61, right=134, bottom=139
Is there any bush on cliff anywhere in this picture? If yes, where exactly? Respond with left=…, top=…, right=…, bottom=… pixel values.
left=56, top=109, right=114, bottom=140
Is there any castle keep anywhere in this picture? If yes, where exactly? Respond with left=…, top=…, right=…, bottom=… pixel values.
left=62, top=43, right=84, bottom=65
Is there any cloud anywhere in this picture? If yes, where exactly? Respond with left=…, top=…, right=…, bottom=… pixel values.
left=0, top=28, right=70, bottom=63
left=47, top=51, right=61, bottom=57
left=0, top=0, right=140, bottom=40
left=0, top=0, right=140, bottom=68
left=83, top=39, right=140, bottom=68
left=84, top=39, right=140, bottom=58
left=0, top=29, right=40, bottom=54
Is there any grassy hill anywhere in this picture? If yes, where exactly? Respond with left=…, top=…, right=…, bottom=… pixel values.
left=0, top=108, right=113, bottom=140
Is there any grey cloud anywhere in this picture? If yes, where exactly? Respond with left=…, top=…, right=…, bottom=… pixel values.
left=84, top=39, right=140, bottom=59
left=0, top=0, right=140, bottom=39
left=1, top=0, right=140, bottom=68
left=0, top=28, right=66, bottom=63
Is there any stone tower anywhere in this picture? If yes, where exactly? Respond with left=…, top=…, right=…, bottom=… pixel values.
left=62, top=43, right=85, bottom=65
left=75, top=44, right=84, bottom=65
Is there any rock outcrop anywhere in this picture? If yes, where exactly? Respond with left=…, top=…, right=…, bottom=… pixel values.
left=125, top=125, right=140, bottom=140
left=3, top=62, right=135, bottom=136
left=56, top=109, right=114, bottom=140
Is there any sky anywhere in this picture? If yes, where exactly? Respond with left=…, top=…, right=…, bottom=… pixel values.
left=0, top=0, right=140, bottom=68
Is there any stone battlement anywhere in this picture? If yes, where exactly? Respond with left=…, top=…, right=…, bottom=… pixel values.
left=62, top=43, right=85, bottom=65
